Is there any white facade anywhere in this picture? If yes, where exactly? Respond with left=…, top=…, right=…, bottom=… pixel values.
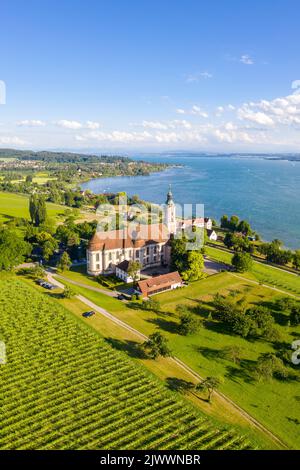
left=164, top=187, right=176, bottom=235
left=87, top=240, right=170, bottom=276
left=115, top=268, right=138, bottom=283
left=207, top=230, right=218, bottom=241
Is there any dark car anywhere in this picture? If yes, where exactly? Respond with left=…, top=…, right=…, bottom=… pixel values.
left=117, top=294, right=126, bottom=300
left=82, top=311, right=95, bottom=318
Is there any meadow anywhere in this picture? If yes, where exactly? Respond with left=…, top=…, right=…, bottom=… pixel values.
left=59, top=272, right=300, bottom=449
left=0, top=191, right=65, bottom=224
left=0, top=274, right=255, bottom=450
left=206, top=246, right=300, bottom=296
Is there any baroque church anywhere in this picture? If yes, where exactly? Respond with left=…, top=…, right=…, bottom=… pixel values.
left=87, top=188, right=212, bottom=276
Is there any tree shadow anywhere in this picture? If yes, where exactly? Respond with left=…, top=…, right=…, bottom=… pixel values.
left=255, top=300, right=288, bottom=326
left=44, top=291, right=64, bottom=300
left=104, top=337, right=147, bottom=359
left=165, top=377, right=195, bottom=393
left=195, top=345, right=224, bottom=361
left=225, top=359, right=256, bottom=384
left=290, top=331, right=300, bottom=338
left=286, top=416, right=300, bottom=425
left=126, top=301, right=143, bottom=311
left=189, top=304, right=213, bottom=319
left=146, top=317, right=179, bottom=334
left=203, top=319, right=236, bottom=337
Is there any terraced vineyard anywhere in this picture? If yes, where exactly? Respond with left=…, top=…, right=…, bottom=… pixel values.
left=0, top=275, right=254, bottom=450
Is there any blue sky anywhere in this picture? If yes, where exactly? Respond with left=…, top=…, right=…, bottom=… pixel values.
left=0, top=0, right=300, bottom=152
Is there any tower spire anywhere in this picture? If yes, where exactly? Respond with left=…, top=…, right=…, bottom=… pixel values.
left=166, top=184, right=174, bottom=205
left=165, top=185, right=176, bottom=234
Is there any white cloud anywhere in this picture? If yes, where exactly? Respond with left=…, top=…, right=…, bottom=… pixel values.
left=56, top=120, right=83, bottom=129
left=176, top=106, right=208, bottom=118
left=142, top=120, right=168, bottom=130
left=215, top=106, right=225, bottom=117
left=185, top=71, right=213, bottom=83
left=291, top=80, right=300, bottom=93
left=170, top=120, right=192, bottom=129
left=55, top=120, right=101, bottom=130
left=86, top=121, right=101, bottom=129
left=76, top=130, right=152, bottom=144
left=228, top=104, right=235, bottom=111
left=238, top=108, right=274, bottom=126
left=240, top=54, right=254, bottom=65
left=214, top=128, right=253, bottom=144
left=141, top=119, right=192, bottom=130
left=17, top=119, right=46, bottom=127
left=0, top=136, right=27, bottom=145
left=238, top=93, right=300, bottom=126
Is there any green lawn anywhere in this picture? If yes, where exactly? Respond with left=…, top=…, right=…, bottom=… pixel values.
left=206, top=246, right=300, bottom=296
left=0, top=191, right=65, bottom=224
left=57, top=265, right=110, bottom=289
left=61, top=273, right=300, bottom=449
left=59, top=266, right=132, bottom=291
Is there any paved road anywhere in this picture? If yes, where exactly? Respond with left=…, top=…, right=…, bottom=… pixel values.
left=51, top=271, right=118, bottom=298
left=203, top=258, right=231, bottom=275
left=47, top=271, right=288, bottom=449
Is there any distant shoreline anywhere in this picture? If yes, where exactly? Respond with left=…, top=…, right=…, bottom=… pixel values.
left=132, top=152, right=300, bottom=162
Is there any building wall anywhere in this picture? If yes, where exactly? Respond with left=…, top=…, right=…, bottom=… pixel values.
left=115, top=267, right=134, bottom=283
left=87, top=241, right=170, bottom=276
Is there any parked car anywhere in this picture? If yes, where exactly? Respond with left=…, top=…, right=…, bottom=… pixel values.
left=82, top=311, right=95, bottom=318
left=38, top=281, right=56, bottom=290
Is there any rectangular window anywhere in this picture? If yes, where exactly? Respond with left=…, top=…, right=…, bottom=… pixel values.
left=96, top=264, right=100, bottom=270
left=146, top=247, right=150, bottom=255
left=136, top=250, right=140, bottom=258
left=109, top=252, right=112, bottom=261
left=96, top=253, right=100, bottom=262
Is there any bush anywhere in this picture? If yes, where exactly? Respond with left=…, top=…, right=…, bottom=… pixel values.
left=178, top=311, right=201, bottom=336
left=232, top=252, right=253, bottom=272
left=141, top=298, right=161, bottom=312
left=62, top=286, right=76, bottom=299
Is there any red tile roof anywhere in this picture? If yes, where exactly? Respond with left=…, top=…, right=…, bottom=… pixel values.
left=137, top=271, right=182, bottom=297
left=88, top=223, right=170, bottom=252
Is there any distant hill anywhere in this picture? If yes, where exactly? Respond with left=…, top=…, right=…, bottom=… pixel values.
left=0, top=148, right=130, bottom=163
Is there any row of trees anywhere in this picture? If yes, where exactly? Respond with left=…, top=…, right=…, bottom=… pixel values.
left=221, top=214, right=300, bottom=271
left=220, top=215, right=255, bottom=237
left=258, top=239, right=300, bottom=269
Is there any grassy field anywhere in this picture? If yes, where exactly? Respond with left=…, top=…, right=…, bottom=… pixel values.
left=59, top=272, right=300, bottom=449
left=0, top=191, right=65, bottom=224
left=0, top=273, right=257, bottom=450
left=206, top=246, right=300, bottom=296
left=32, top=172, right=57, bottom=184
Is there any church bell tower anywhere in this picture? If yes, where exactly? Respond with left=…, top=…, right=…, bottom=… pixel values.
left=165, top=185, right=176, bottom=235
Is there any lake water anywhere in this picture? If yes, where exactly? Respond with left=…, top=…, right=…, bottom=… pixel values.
left=81, top=155, right=300, bottom=249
